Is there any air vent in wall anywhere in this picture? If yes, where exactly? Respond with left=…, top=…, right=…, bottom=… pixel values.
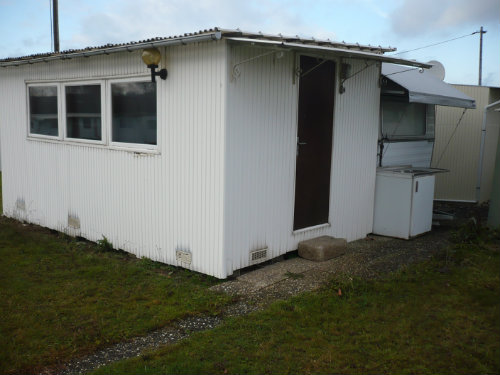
left=176, top=249, right=192, bottom=265
left=249, top=247, right=268, bottom=265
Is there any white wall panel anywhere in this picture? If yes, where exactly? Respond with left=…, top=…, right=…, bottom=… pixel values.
left=330, top=60, right=381, bottom=242
left=0, top=41, right=228, bottom=278
left=224, top=45, right=380, bottom=274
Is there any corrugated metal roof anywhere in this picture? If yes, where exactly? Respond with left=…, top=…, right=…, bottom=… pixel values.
left=219, top=28, right=395, bottom=53
left=0, top=27, right=396, bottom=67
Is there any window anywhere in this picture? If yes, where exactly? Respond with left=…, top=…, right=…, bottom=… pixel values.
left=27, top=78, right=158, bottom=151
left=29, top=86, right=58, bottom=136
left=111, top=81, right=157, bottom=145
left=65, top=84, right=102, bottom=141
left=381, top=97, right=433, bottom=139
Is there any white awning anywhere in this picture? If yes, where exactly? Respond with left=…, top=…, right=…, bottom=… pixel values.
left=382, top=63, right=476, bottom=108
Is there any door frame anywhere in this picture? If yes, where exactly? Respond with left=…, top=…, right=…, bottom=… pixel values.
left=291, top=53, right=340, bottom=233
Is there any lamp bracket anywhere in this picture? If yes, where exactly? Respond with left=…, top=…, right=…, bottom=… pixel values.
left=148, top=64, right=168, bottom=83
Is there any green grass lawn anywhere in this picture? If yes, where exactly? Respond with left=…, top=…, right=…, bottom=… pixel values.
left=94, top=234, right=500, bottom=374
left=0, top=175, right=231, bottom=374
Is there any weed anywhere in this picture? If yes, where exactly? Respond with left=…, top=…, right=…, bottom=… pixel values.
left=141, top=352, right=153, bottom=361
left=451, top=217, right=500, bottom=245
left=96, top=235, right=114, bottom=252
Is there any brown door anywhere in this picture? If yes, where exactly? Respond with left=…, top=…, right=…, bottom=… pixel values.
left=293, top=56, right=335, bottom=230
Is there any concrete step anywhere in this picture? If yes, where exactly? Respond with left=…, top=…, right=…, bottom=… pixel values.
left=298, top=235, right=347, bottom=261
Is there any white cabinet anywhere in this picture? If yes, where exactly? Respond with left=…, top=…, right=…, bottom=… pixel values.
left=372, top=168, right=437, bottom=239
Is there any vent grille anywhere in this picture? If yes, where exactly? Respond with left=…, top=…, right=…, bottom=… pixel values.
left=15, top=198, right=26, bottom=211
left=249, top=248, right=268, bottom=265
left=67, top=214, right=81, bottom=229
left=176, top=250, right=192, bottom=265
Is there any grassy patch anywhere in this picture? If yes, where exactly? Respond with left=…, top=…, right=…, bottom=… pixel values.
left=94, top=237, right=500, bottom=374
left=0, top=207, right=231, bottom=373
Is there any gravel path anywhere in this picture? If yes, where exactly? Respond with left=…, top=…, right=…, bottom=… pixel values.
left=211, top=225, right=453, bottom=307
left=46, top=220, right=462, bottom=375
left=45, top=315, right=224, bottom=375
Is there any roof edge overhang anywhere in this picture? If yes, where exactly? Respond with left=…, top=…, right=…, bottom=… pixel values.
left=226, top=37, right=432, bottom=69
left=0, top=32, right=426, bottom=69
left=0, top=31, right=222, bottom=68
left=219, top=29, right=395, bottom=53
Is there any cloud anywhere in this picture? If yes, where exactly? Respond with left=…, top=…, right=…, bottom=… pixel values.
left=22, top=37, right=43, bottom=48
left=361, top=0, right=389, bottom=19
left=390, top=0, right=499, bottom=36
left=482, top=71, right=499, bottom=87
left=62, top=0, right=336, bottom=50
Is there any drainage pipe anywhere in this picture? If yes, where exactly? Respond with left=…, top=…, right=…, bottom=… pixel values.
left=475, top=99, right=500, bottom=202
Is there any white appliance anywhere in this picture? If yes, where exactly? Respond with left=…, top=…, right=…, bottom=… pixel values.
left=372, top=167, right=445, bottom=239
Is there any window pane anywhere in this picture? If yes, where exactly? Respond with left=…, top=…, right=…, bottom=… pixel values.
left=66, top=85, right=102, bottom=140
left=29, top=86, right=58, bottom=136
left=382, top=98, right=426, bottom=138
left=111, top=82, right=157, bottom=145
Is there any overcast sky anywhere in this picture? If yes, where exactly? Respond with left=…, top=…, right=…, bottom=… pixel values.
left=1, top=0, right=498, bottom=86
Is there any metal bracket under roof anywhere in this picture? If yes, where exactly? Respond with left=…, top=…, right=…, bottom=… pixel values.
left=227, top=37, right=431, bottom=69
left=339, top=59, right=378, bottom=94
left=300, top=59, right=328, bottom=78
left=231, top=49, right=288, bottom=81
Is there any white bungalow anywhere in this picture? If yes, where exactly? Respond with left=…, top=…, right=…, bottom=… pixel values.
left=0, top=28, right=431, bottom=278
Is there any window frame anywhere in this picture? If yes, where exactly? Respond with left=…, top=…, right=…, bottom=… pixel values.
left=62, top=81, right=106, bottom=145
left=107, top=76, right=159, bottom=152
left=25, top=75, right=159, bottom=153
left=26, top=83, right=63, bottom=140
left=380, top=95, right=435, bottom=141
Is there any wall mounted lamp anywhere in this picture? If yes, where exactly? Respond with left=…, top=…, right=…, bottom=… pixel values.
left=141, top=48, right=168, bottom=83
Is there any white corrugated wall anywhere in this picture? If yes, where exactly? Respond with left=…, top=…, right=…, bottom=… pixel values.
left=224, top=44, right=380, bottom=274
left=0, top=41, right=228, bottom=278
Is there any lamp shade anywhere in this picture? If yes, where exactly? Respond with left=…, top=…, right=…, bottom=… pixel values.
left=141, top=48, right=162, bottom=66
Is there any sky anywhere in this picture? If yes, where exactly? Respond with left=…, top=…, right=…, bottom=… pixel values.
left=0, top=0, right=498, bottom=86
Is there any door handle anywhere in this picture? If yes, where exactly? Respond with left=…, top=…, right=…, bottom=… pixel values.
left=297, top=137, right=307, bottom=156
